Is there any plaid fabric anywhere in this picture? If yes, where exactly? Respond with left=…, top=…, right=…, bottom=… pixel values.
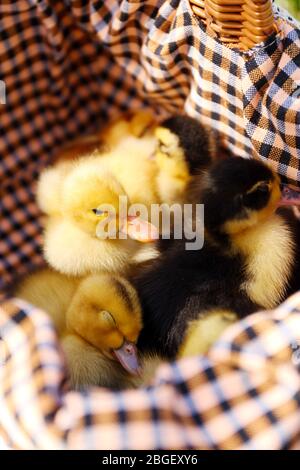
left=0, top=294, right=299, bottom=449
left=1, top=0, right=300, bottom=291
left=0, top=0, right=300, bottom=449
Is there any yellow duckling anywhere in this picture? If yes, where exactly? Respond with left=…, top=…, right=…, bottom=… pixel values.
left=15, top=269, right=143, bottom=389
left=50, top=110, right=158, bottom=164
left=45, top=110, right=160, bottom=212
left=38, top=155, right=158, bottom=276
left=99, top=110, right=158, bottom=149
left=98, top=135, right=159, bottom=210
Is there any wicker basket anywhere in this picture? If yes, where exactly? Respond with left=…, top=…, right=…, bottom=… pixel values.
left=190, top=0, right=277, bottom=49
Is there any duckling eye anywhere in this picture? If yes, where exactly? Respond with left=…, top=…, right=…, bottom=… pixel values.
left=252, top=183, right=270, bottom=195
left=241, top=182, right=270, bottom=208
left=92, top=208, right=105, bottom=216
left=100, top=310, right=116, bottom=327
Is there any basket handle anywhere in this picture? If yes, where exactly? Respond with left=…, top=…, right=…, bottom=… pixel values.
left=190, top=0, right=277, bottom=50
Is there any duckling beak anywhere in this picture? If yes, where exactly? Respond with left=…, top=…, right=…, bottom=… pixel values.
left=112, top=341, right=141, bottom=376
left=119, top=216, right=159, bottom=243
left=278, top=186, right=300, bottom=207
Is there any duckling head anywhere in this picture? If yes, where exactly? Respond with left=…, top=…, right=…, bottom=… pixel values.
left=61, top=157, right=129, bottom=239
left=66, top=274, right=143, bottom=375
left=196, top=157, right=282, bottom=238
left=60, top=155, right=158, bottom=242
left=154, top=115, right=211, bottom=178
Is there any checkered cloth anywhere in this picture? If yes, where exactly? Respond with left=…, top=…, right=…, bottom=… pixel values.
left=0, top=294, right=299, bottom=449
left=0, top=0, right=300, bottom=449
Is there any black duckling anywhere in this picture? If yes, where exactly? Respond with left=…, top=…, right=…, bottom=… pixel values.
left=133, top=157, right=300, bottom=360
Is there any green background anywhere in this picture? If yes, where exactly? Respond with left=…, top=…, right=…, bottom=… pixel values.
left=277, top=0, right=300, bottom=19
